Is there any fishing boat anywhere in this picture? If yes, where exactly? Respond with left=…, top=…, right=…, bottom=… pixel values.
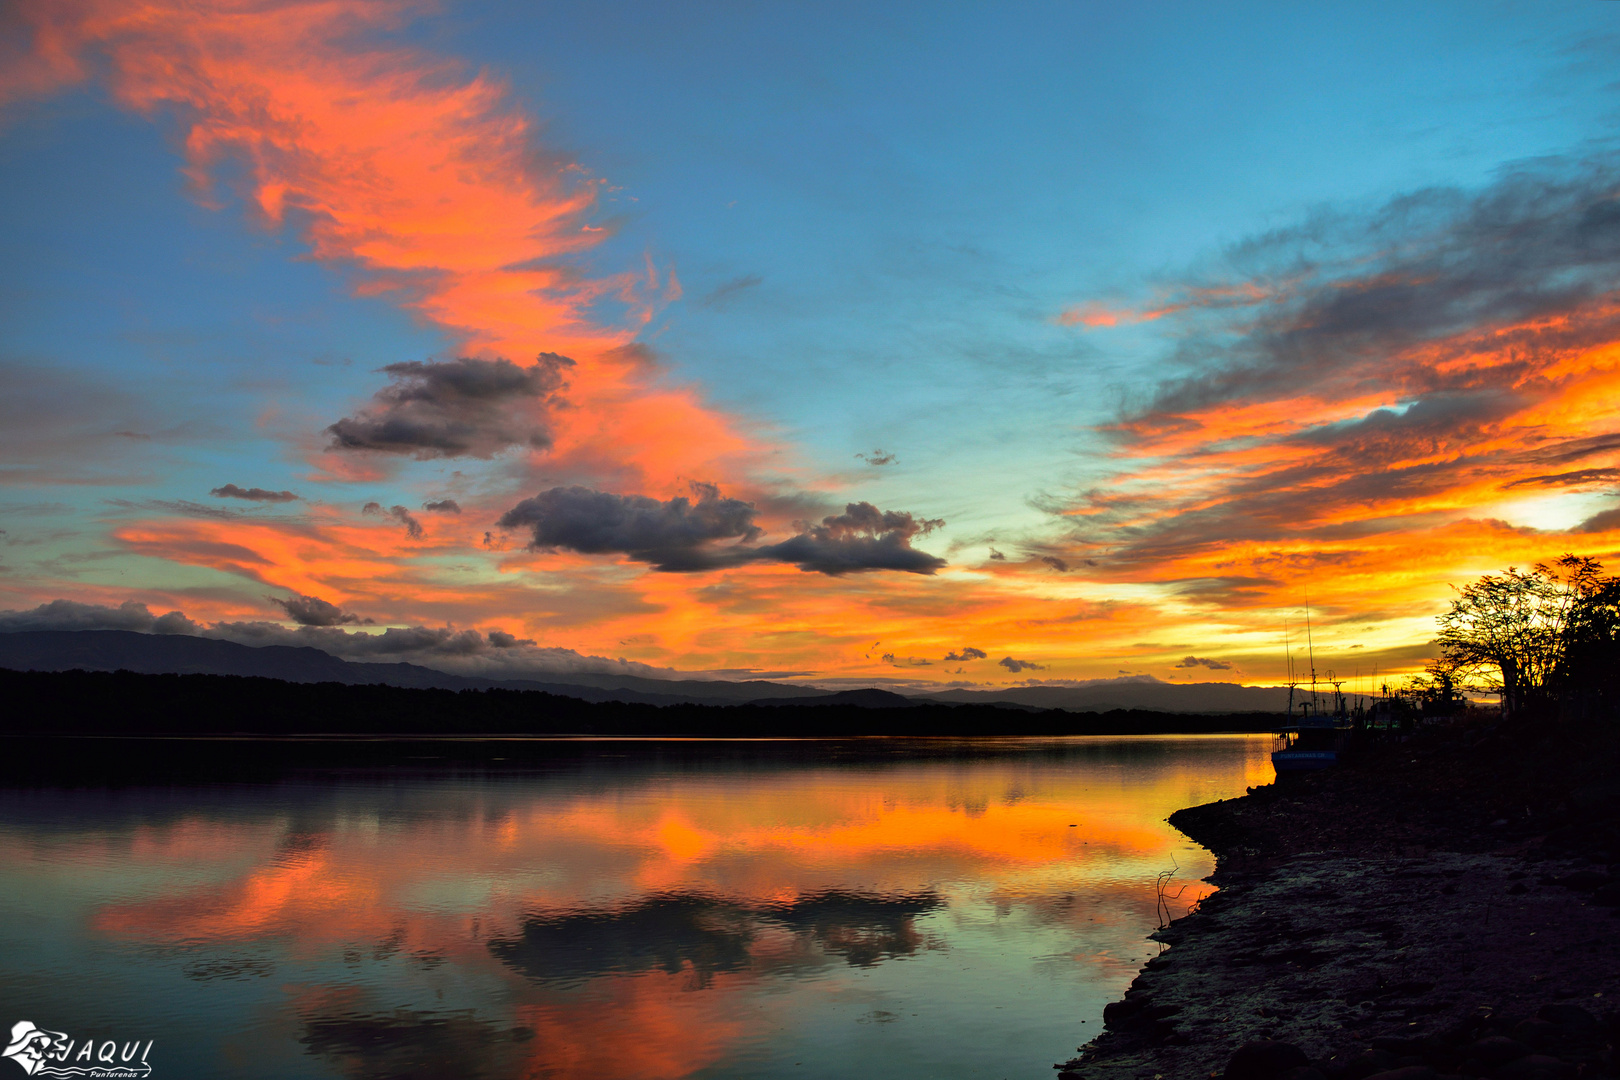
left=1272, top=712, right=1345, bottom=772
left=1272, top=604, right=1349, bottom=773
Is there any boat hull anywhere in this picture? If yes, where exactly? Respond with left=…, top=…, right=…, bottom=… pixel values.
left=1272, top=749, right=1337, bottom=772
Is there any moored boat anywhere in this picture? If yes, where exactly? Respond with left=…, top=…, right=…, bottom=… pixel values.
left=1272, top=714, right=1345, bottom=773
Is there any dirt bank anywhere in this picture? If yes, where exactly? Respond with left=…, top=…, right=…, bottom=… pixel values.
left=1057, top=716, right=1620, bottom=1079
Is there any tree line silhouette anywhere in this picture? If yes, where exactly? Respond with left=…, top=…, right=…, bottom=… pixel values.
left=0, top=667, right=1284, bottom=739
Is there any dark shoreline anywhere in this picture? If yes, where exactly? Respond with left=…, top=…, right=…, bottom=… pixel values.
left=1062, top=716, right=1620, bottom=1079
left=0, top=727, right=1266, bottom=786
left=0, top=665, right=1283, bottom=742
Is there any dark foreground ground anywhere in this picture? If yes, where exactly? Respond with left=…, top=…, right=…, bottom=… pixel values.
left=1063, top=713, right=1620, bottom=1080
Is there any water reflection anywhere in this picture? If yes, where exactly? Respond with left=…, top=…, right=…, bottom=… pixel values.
left=0, top=736, right=1273, bottom=1079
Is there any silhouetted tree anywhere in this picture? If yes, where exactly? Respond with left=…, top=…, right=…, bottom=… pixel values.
left=1436, top=554, right=1616, bottom=716
left=1400, top=657, right=1467, bottom=718
left=1554, top=567, right=1620, bottom=714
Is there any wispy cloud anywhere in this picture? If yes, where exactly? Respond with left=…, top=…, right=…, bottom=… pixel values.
left=698, top=273, right=762, bottom=309
left=5, top=0, right=763, bottom=494
left=1044, top=156, right=1620, bottom=621
left=362, top=502, right=424, bottom=541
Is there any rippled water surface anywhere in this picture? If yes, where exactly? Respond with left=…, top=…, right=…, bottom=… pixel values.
left=0, top=736, right=1274, bottom=1079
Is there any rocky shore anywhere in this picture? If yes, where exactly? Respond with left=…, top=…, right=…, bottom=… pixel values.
left=1057, top=715, right=1620, bottom=1080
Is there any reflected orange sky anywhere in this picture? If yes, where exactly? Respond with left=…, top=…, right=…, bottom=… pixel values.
left=1, top=739, right=1272, bottom=1078
left=83, top=745, right=1269, bottom=945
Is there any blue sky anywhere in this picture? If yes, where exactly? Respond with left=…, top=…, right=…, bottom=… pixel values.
left=3, top=0, right=1619, bottom=684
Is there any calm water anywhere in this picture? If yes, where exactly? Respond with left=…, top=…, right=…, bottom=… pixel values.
left=0, top=736, right=1273, bottom=1079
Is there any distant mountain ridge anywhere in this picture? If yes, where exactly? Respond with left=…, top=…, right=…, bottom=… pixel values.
left=918, top=682, right=1292, bottom=713
left=0, top=630, right=820, bottom=707
left=0, top=630, right=1289, bottom=713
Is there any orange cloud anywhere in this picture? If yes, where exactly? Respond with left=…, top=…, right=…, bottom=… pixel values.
left=6, top=0, right=766, bottom=494
left=1036, top=167, right=1620, bottom=678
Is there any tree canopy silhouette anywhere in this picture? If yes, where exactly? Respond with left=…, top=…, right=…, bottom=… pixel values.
left=1437, top=554, right=1620, bottom=716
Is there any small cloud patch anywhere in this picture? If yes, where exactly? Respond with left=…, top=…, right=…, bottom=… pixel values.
left=1174, top=656, right=1233, bottom=671
left=212, top=484, right=298, bottom=502
left=269, top=593, right=369, bottom=627
left=363, top=501, right=424, bottom=540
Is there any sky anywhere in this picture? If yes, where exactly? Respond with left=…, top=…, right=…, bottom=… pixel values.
left=3, top=0, right=1620, bottom=690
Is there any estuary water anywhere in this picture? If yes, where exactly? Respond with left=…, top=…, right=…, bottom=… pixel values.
left=0, top=736, right=1274, bottom=1079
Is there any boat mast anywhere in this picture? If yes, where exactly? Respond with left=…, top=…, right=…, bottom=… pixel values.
left=1284, top=620, right=1295, bottom=717
left=1304, top=597, right=1318, bottom=716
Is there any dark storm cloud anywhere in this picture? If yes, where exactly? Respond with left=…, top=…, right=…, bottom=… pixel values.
left=1039, top=555, right=1070, bottom=572
left=211, top=484, right=299, bottom=502
left=998, top=656, right=1045, bottom=673
left=268, top=593, right=368, bottom=627
left=326, top=353, right=573, bottom=459
left=498, top=488, right=946, bottom=576
left=943, top=646, right=987, bottom=662
left=362, top=502, right=424, bottom=540
left=856, top=449, right=896, bottom=466
left=421, top=499, right=461, bottom=514
left=1174, top=656, right=1233, bottom=671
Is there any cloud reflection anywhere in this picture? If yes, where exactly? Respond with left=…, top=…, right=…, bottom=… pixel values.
left=490, top=889, right=943, bottom=988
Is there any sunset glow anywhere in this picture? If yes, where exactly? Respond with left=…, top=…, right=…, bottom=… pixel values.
left=5, top=1, right=1620, bottom=690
